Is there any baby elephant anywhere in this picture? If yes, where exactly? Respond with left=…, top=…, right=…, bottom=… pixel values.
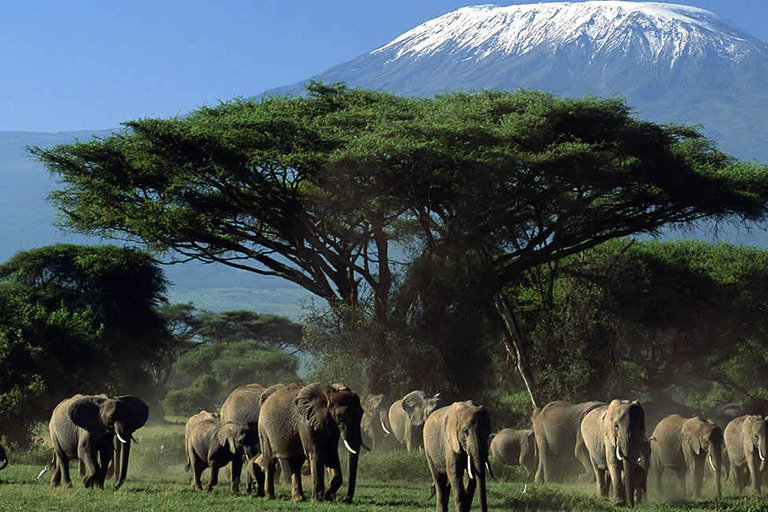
left=185, top=410, right=255, bottom=492
left=490, top=429, right=536, bottom=479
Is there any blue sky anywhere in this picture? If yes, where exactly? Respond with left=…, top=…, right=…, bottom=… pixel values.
left=2, top=0, right=766, bottom=132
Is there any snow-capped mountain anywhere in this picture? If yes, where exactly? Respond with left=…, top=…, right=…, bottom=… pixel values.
left=270, top=1, right=768, bottom=163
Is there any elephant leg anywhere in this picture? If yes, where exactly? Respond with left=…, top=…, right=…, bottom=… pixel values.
left=427, top=456, right=450, bottom=512
left=465, top=471, right=477, bottom=511
left=324, top=461, right=343, bottom=501
left=594, top=465, right=608, bottom=498
left=446, top=457, right=466, bottom=512
left=230, top=456, right=242, bottom=493
left=207, top=463, right=220, bottom=492
left=675, top=468, right=686, bottom=496
left=607, top=460, right=626, bottom=506
left=78, top=446, right=99, bottom=488
left=191, top=457, right=205, bottom=490
left=308, top=453, right=325, bottom=502
left=264, top=457, right=276, bottom=499
left=691, top=459, right=704, bottom=498
left=289, top=458, right=305, bottom=502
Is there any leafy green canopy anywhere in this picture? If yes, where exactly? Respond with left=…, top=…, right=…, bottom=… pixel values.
left=511, top=238, right=768, bottom=406
left=31, top=84, right=768, bottom=307
left=0, top=244, right=168, bottom=444
left=30, top=84, right=768, bottom=395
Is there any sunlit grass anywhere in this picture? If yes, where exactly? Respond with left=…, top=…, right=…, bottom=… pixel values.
left=1, top=421, right=765, bottom=511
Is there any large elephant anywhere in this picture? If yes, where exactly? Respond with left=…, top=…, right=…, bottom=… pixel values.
left=219, top=382, right=268, bottom=492
left=490, top=428, right=536, bottom=479
left=389, top=390, right=445, bottom=452
left=650, top=414, right=723, bottom=499
left=361, top=393, right=394, bottom=451
left=723, top=414, right=768, bottom=493
left=579, top=399, right=646, bottom=506
left=184, top=410, right=255, bottom=492
left=424, top=401, right=492, bottom=512
left=258, top=382, right=364, bottom=502
left=532, top=400, right=605, bottom=483
left=49, top=394, right=148, bottom=489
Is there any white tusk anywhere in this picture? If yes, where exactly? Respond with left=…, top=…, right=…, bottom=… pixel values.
left=37, top=465, right=49, bottom=480
left=381, top=420, right=391, bottom=435
left=709, top=455, right=716, bottom=472
left=759, top=448, right=766, bottom=462
left=615, top=444, right=624, bottom=461
left=467, top=453, right=474, bottom=480
left=343, top=439, right=357, bottom=455
left=116, top=432, right=128, bottom=444
left=522, top=483, right=527, bottom=494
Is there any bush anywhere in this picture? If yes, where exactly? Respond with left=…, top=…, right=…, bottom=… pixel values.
left=357, top=450, right=431, bottom=483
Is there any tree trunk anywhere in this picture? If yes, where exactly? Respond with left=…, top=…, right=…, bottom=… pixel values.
left=494, top=294, right=539, bottom=410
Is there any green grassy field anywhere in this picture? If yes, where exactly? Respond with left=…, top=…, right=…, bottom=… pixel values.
left=0, top=421, right=765, bottom=511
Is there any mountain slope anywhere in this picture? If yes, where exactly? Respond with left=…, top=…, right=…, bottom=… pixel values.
left=270, top=2, right=768, bottom=163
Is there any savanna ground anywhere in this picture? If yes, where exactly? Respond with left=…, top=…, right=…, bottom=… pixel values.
left=0, top=421, right=763, bottom=511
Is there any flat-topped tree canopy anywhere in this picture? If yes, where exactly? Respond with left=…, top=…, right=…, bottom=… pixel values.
left=31, top=83, right=768, bottom=308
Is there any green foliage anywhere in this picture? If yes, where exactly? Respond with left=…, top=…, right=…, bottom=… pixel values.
left=31, top=83, right=768, bottom=398
left=0, top=244, right=168, bottom=445
left=511, top=238, right=768, bottom=405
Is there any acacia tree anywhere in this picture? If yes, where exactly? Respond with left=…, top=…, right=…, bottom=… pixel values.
left=32, top=84, right=768, bottom=396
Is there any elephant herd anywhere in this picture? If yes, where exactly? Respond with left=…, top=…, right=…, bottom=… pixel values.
left=507, top=397, right=768, bottom=506
left=15, top=386, right=768, bottom=510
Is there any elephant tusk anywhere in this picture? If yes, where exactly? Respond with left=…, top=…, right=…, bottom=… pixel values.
left=709, top=455, right=716, bottom=473
left=116, top=432, right=128, bottom=445
left=467, top=454, right=474, bottom=480
left=381, top=420, right=391, bottom=435
left=343, top=439, right=357, bottom=455
left=615, top=444, right=623, bottom=462
left=37, top=465, right=49, bottom=480
left=759, top=448, right=766, bottom=462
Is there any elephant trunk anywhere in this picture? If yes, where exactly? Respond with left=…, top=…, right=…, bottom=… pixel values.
left=340, top=425, right=362, bottom=502
left=115, top=424, right=131, bottom=490
left=468, top=439, right=488, bottom=512
left=623, top=458, right=634, bottom=507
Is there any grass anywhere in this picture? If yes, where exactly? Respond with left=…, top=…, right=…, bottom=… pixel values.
left=1, top=421, right=767, bottom=511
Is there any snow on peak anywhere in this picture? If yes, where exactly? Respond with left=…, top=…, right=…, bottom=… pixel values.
left=372, top=2, right=761, bottom=66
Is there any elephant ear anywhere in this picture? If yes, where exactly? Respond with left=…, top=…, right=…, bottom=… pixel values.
left=447, top=403, right=464, bottom=454
left=295, top=383, right=331, bottom=430
left=684, top=433, right=703, bottom=456
left=114, top=395, right=149, bottom=433
left=402, top=392, right=426, bottom=426
left=69, top=396, right=108, bottom=433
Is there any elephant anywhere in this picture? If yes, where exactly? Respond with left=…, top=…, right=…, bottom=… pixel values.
left=219, top=382, right=267, bottom=492
left=424, top=400, right=492, bottom=512
left=0, top=441, right=6, bottom=471
left=48, top=394, right=148, bottom=489
left=184, top=410, right=255, bottom=492
left=532, top=400, right=605, bottom=483
left=489, top=428, right=536, bottom=479
left=361, top=393, right=394, bottom=450
left=642, top=397, right=700, bottom=433
left=649, top=414, right=723, bottom=499
left=389, top=390, right=445, bottom=452
left=258, top=382, right=364, bottom=502
left=579, top=399, right=646, bottom=506
left=723, top=414, right=768, bottom=493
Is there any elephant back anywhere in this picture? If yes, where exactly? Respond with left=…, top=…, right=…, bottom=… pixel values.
left=220, top=383, right=267, bottom=429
